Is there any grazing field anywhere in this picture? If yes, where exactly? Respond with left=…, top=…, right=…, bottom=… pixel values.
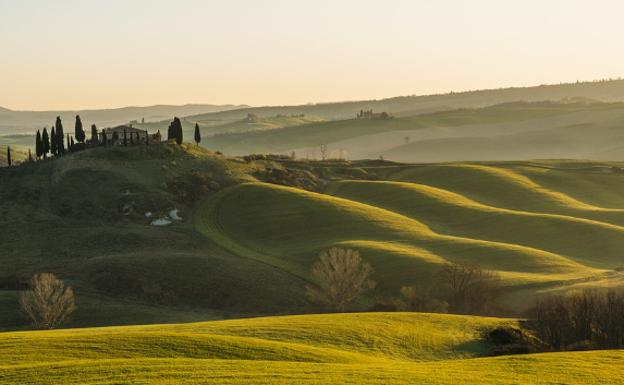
left=0, top=312, right=622, bottom=384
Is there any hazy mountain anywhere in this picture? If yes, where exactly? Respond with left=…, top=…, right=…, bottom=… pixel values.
left=0, top=104, right=247, bottom=134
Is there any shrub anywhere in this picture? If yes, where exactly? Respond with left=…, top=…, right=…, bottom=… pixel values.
left=306, top=248, right=376, bottom=312
left=20, top=273, right=76, bottom=329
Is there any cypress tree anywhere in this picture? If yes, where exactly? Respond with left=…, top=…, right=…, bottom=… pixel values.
left=28, top=148, right=33, bottom=163
left=91, top=124, right=98, bottom=143
left=6, top=146, right=11, bottom=167
left=172, top=117, right=183, bottom=145
left=55, top=117, right=65, bottom=155
left=42, top=128, right=50, bottom=159
left=50, top=127, right=57, bottom=156
left=66, top=134, right=71, bottom=151
left=167, top=124, right=173, bottom=141
left=194, top=123, right=201, bottom=145
left=35, top=130, right=43, bottom=159
left=75, top=115, right=85, bottom=143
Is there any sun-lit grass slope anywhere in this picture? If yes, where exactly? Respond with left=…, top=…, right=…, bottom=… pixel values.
left=1, top=313, right=622, bottom=385
left=206, top=101, right=604, bottom=155
left=389, top=163, right=624, bottom=226
left=325, top=180, right=624, bottom=268
left=195, top=182, right=598, bottom=292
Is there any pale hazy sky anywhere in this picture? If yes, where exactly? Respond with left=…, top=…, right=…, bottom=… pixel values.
left=1, top=0, right=623, bottom=110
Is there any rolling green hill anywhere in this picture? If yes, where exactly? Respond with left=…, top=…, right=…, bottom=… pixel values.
left=2, top=144, right=624, bottom=329
left=1, top=312, right=622, bottom=384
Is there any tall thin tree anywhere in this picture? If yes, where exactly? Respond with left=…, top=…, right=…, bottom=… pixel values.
left=90, top=124, right=98, bottom=144
left=75, top=115, right=85, bottom=143
left=35, top=130, right=43, bottom=159
left=50, top=127, right=57, bottom=156
left=6, top=146, right=11, bottom=167
left=55, top=117, right=65, bottom=155
left=42, top=128, right=50, bottom=159
left=194, top=123, right=201, bottom=145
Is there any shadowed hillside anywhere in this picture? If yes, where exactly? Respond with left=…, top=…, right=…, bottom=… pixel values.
left=2, top=144, right=624, bottom=329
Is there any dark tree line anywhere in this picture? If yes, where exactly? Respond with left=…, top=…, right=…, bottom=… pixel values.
left=29, top=115, right=198, bottom=163
left=532, top=289, right=624, bottom=350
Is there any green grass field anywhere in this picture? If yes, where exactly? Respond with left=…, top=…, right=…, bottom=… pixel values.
left=3, top=143, right=624, bottom=328
left=0, top=312, right=622, bottom=384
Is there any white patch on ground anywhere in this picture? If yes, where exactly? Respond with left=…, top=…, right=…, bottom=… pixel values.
left=145, top=212, right=153, bottom=218
left=169, top=209, right=182, bottom=220
left=150, top=218, right=172, bottom=226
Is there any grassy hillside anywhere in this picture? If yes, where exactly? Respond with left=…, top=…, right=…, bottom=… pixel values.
left=1, top=312, right=622, bottom=384
left=2, top=144, right=624, bottom=328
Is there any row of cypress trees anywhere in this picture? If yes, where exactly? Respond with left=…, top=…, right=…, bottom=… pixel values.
left=29, top=115, right=202, bottom=162
left=167, top=117, right=202, bottom=146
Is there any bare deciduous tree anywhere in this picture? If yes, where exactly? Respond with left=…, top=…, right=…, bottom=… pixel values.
left=20, top=273, right=76, bottom=329
left=306, top=248, right=376, bottom=312
left=319, top=144, right=328, bottom=161
left=437, top=262, right=502, bottom=314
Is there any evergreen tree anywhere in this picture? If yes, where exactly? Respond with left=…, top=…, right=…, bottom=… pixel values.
left=42, top=128, right=50, bottom=159
left=35, top=130, right=43, bottom=159
left=90, top=124, right=98, bottom=143
left=194, top=123, right=201, bottom=145
left=172, top=117, right=183, bottom=145
left=6, top=146, right=11, bottom=167
left=50, top=127, right=57, bottom=156
left=66, top=134, right=71, bottom=151
left=75, top=115, right=85, bottom=143
left=55, top=117, right=65, bottom=155
left=28, top=149, right=33, bottom=163
left=167, top=124, right=173, bottom=141
left=102, top=130, right=108, bottom=146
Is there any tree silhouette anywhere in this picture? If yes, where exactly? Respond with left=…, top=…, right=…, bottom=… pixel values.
left=35, top=130, right=43, bottom=159
left=75, top=115, right=85, bottom=143
left=90, top=124, right=98, bottom=143
left=28, top=148, right=33, bottom=163
left=194, top=123, right=201, bottom=145
left=6, top=146, right=11, bottom=166
left=42, top=128, right=50, bottom=159
left=50, top=127, right=57, bottom=156
left=171, top=117, right=183, bottom=145
left=55, top=117, right=65, bottom=155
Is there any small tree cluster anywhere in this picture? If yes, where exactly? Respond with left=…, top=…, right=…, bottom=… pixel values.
left=167, top=117, right=184, bottom=145
left=532, top=289, right=624, bottom=350
left=371, top=262, right=502, bottom=316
